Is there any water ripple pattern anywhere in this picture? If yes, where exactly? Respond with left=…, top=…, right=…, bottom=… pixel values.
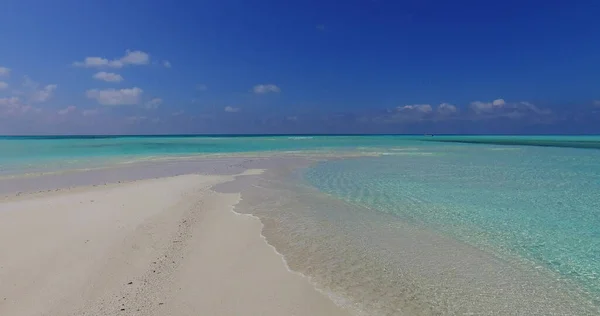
left=305, top=144, right=600, bottom=307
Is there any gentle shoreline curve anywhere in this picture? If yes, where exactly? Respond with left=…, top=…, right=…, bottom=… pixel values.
left=0, top=172, right=350, bottom=316
left=227, top=189, right=355, bottom=316
left=225, top=163, right=600, bottom=315
left=3, top=153, right=598, bottom=315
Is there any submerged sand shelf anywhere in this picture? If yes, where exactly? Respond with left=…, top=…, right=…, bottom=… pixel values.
left=2, top=154, right=598, bottom=315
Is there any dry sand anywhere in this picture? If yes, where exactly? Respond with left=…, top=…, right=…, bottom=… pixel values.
left=0, top=172, right=350, bottom=316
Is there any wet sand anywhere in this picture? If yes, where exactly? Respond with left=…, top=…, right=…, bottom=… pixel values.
left=3, top=154, right=597, bottom=316
left=0, top=170, right=349, bottom=316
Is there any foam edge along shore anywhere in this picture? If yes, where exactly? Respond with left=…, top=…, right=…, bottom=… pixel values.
left=0, top=171, right=349, bottom=316
left=221, top=169, right=360, bottom=315
left=225, top=159, right=600, bottom=316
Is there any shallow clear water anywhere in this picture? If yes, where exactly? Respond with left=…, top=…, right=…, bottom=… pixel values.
left=304, top=144, right=600, bottom=309
left=0, top=135, right=418, bottom=175
left=2, top=134, right=599, bottom=175
left=2, top=135, right=600, bottom=314
left=237, top=157, right=599, bottom=315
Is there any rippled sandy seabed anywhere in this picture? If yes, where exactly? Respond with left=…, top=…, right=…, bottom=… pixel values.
left=224, top=152, right=600, bottom=315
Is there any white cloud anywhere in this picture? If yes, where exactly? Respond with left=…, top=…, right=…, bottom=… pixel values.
left=0, top=97, right=38, bottom=116
left=374, top=98, right=552, bottom=124
left=492, top=99, right=505, bottom=106
left=437, top=103, right=457, bottom=114
left=469, top=99, right=552, bottom=119
left=86, top=87, right=143, bottom=106
left=0, top=67, right=10, bottom=77
left=172, top=110, right=184, bottom=116
left=58, top=106, right=76, bottom=115
left=0, top=81, right=7, bottom=90
left=163, top=60, right=171, bottom=68
left=145, top=98, right=162, bottom=109
left=377, top=102, right=459, bottom=123
left=196, top=84, right=207, bottom=91
left=593, top=100, right=600, bottom=107
left=253, top=84, right=281, bottom=94
left=224, top=106, right=240, bottom=113
left=73, top=57, right=111, bottom=68
left=470, top=98, right=507, bottom=113
left=316, top=24, right=325, bottom=31
left=397, top=104, right=433, bottom=113
left=12, top=76, right=57, bottom=103
left=514, top=101, right=551, bottom=114
left=287, top=116, right=298, bottom=121
left=93, top=72, right=123, bottom=83
left=119, top=50, right=149, bottom=66
left=0, top=97, right=20, bottom=107
left=73, top=50, right=150, bottom=68
left=83, top=109, right=99, bottom=116
left=382, top=104, right=435, bottom=123
left=470, top=101, right=492, bottom=112
left=31, top=84, right=57, bottom=103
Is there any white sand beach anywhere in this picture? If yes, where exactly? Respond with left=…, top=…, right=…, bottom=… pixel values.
left=0, top=172, right=349, bottom=316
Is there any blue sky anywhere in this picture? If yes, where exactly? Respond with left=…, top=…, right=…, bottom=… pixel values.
left=1, top=0, right=599, bottom=134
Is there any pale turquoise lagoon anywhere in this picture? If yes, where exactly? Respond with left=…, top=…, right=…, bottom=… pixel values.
left=304, top=142, right=600, bottom=313
left=2, top=135, right=600, bottom=314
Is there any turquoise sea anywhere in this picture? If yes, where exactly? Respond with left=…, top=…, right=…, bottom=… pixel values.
left=0, top=135, right=420, bottom=176
left=2, top=135, right=600, bottom=176
left=2, top=135, right=600, bottom=314
left=303, top=141, right=600, bottom=314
